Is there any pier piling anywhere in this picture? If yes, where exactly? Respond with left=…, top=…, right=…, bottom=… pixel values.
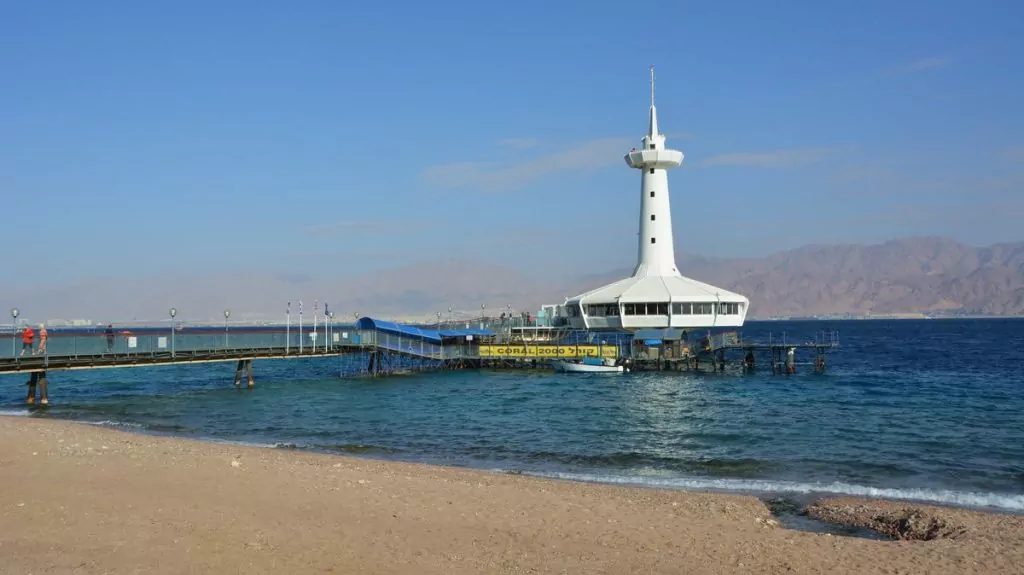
left=233, top=360, right=254, bottom=388
left=24, top=371, right=48, bottom=406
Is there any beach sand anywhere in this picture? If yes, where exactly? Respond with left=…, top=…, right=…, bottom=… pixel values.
left=1, top=417, right=1022, bottom=574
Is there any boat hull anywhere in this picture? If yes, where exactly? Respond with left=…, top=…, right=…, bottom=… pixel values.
left=552, top=360, right=624, bottom=374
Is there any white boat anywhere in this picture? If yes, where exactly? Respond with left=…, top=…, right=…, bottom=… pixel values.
left=552, top=357, right=625, bottom=374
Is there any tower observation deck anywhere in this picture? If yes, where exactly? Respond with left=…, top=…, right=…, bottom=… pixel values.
left=564, top=67, right=749, bottom=332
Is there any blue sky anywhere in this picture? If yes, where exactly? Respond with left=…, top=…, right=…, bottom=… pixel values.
left=2, top=0, right=1022, bottom=285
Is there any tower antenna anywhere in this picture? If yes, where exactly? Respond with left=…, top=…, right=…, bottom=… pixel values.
left=650, top=65, right=655, bottom=107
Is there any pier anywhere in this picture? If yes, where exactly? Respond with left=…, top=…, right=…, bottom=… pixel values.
left=2, top=316, right=839, bottom=405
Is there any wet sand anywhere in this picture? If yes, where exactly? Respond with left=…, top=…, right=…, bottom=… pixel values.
left=1, top=417, right=1022, bottom=574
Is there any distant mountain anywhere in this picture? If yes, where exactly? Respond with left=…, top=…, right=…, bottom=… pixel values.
left=6, top=237, right=1024, bottom=323
left=569, top=237, right=1024, bottom=318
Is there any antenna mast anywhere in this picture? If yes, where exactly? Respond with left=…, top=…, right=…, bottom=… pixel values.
left=650, top=65, right=655, bottom=107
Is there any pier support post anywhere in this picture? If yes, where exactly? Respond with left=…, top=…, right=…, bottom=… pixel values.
left=38, top=371, right=49, bottom=405
left=233, top=360, right=244, bottom=387
left=246, top=360, right=255, bottom=388
left=25, top=372, right=38, bottom=405
left=24, top=371, right=48, bottom=406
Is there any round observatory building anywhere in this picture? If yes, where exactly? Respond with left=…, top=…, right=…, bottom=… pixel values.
left=564, top=67, right=750, bottom=332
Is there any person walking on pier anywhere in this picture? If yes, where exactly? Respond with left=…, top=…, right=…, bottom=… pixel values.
left=104, top=324, right=115, bottom=352
left=35, top=324, right=48, bottom=355
left=20, top=325, right=35, bottom=356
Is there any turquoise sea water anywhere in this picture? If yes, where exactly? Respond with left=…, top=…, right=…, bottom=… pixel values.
left=3, top=319, right=1023, bottom=512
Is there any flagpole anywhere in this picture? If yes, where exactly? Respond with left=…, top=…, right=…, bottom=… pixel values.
left=313, top=300, right=318, bottom=353
left=298, top=300, right=304, bottom=354
left=323, top=303, right=329, bottom=352
left=286, top=301, right=291, bottom=355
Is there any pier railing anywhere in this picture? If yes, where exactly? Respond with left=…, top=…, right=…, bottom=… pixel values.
left=0, top=326, right=363, bottom=360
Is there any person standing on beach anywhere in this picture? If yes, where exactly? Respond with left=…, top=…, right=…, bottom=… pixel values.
left=35, top=324, right=48, bottom=355
left=20, top=325, right=35, bottom=356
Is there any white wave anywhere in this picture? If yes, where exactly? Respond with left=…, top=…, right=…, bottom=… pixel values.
left=201, top=437, right=281, bottom=449
left=514, top=470, right=1024, bottom=512
left=80, top=420, right=144, bottom=429
left=0, top=409, right=30, bottom=417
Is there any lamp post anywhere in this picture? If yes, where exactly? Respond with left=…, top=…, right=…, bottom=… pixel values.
left=480, top=304, right=486, bottom=330
left=223, top=309, right=231, bottom=348
left=169, top=308, right=177, bottom=357
left=10, top=308, right=19, bottom=358
left=286, top=301, right=291, bottom=355
left=436, top=312, right=442, bottom=330
left=447, top=306, right=452, bottom=327
left=328, top=311, right=334, bottom=351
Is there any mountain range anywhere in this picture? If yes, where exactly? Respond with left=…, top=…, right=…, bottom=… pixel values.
left=5, top=237, right=1024, bottom=324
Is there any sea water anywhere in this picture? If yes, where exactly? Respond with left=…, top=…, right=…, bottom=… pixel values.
left=3, top=319, right=1023, bottom=512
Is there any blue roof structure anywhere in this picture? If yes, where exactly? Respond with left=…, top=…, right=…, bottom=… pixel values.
left=633, top=328, right=687, bottom=341
left=356, top=317, right=494, bottom=344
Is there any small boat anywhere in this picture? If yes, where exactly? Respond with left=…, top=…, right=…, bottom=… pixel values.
left=552, top=357, right=625, bottom=374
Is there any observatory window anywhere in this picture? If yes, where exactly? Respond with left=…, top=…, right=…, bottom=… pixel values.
left=623, top=304, right=635, bottom=315
left=650, top=215, right=655, bottom=221
left=693, top=303, right=714, bottom=315
left=650, top=191, right=655, bottom=197
left=719, top=302, right=740, bottom=315
left=650, top=237, right=656, bottom=244
left=673, top=303, right=692, bottom=315
left=649, top=144, right=655, bottom=150
left=656, top=303, right=668, bottom=315
left=649, top=168, right=654, bottom=174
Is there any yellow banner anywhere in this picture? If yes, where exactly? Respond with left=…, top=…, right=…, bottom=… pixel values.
left=478, top=345, right=617, bottom=358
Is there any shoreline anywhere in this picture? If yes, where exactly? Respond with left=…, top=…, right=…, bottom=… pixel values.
left=7, top=410, right=1024, bottom=516
left=2, top=417, right=1023, bottom=573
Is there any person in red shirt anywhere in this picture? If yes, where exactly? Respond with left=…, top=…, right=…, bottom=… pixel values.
left=20, top=326, right=35, bottom=356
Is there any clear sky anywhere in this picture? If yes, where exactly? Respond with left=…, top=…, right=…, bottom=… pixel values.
left=2, top=0, right=1022, bottom=285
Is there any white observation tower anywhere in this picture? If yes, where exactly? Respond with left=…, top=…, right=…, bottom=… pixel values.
left=564, top=67, right=749, bottom=331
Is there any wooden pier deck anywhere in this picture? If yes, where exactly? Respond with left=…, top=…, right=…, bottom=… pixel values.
left=0, top=346, right=355, bottom=374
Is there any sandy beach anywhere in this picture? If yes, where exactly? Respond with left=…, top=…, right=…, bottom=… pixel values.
left=1, top=417, right=1022, bottom=574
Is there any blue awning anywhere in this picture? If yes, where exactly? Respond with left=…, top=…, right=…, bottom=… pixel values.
left=356, top=317, right=494, bottom=344
left=633, top=328, right=686, bottom=341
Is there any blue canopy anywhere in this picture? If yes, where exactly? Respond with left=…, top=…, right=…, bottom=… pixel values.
left=356, top=317, right=494, bottom=344
left=633, top=328, right=687, bottom=341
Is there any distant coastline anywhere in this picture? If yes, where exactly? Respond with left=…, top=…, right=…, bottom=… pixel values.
left=752, top=313, right=1024, bottom=321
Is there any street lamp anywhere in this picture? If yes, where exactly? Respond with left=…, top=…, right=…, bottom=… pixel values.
left=223, top=309, right=231, bottom=348
left=10, top=308, right=19, bottom=358
left=169, top=308, right=177, bottom=357
left=480, top=304, right=486, bottom=329
left=436, top=311, right=442, bottom=330
left=328, top=311, right=334, bottom=350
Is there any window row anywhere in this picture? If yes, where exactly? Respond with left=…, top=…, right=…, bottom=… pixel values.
left=619, top=302, right=743, bottom=316
left=580, top=302, right=744, bottom=317
left=585, top=304, right=620, bottom=317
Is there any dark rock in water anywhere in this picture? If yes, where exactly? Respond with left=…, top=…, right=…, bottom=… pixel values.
left=764, top=496, right=804, bottom=517
left=806, top=501, right=968, bottom=541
